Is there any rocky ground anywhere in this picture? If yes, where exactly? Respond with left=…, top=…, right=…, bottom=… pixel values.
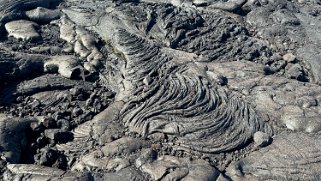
left=1, top=0, right=321, bottom=180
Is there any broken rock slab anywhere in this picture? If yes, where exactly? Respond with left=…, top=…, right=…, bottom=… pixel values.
left=5, top=20, right=41, bottom=41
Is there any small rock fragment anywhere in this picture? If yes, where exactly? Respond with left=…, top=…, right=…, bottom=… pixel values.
left=70, top=87, right=82, bottom=96
left=63, top=45, right=74, bottom=53
left=206, top=71, right=228, bottom=85
left=30, top=99, right=41, bottom=108
left=57, top=119, right=70, bottom=131
left=286, top=64, right=306, bottom=81
left=72, top=107, right=83, bottom=117
left=143, top=76, right=152, bottom=86
left=253, top=131, right=271, bottom=147
left=30, top=122, right=45, bottom=132
left=283, top=53, right=296, bottom=63
left=216, top=75, right=228, bottom=86
left=42, top=117, right=57, bottom=128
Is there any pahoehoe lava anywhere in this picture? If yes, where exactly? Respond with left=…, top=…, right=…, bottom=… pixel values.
left=111, top=29, right=272, bottom=153
left=1, top=0, right=321, bottom=180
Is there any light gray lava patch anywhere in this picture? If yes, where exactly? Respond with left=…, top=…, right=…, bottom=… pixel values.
left=5, top=20, right=41, bottom=41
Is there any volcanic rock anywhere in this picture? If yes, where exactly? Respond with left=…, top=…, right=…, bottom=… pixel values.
left=5, top=20, right=41, bottom=41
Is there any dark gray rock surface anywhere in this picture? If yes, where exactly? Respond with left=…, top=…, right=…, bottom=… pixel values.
left=1, top=0, right=321, bottom=180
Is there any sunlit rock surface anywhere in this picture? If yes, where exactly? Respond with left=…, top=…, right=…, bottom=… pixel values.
left=1, top=0, right=321, bottom=180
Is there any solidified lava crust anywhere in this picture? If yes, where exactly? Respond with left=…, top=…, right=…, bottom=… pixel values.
left=1, top=0, right=321, bottom=180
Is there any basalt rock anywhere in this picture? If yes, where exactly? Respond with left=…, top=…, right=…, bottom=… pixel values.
left=244, top=0, right=321, bottom=84
left=3, top=164, right=90, bottom=181
left=226, top=132, right=321, bottom=180
left=5, top=20, right=41, bottom=41
left=106, top=29, right=273, bottom=153
left=25, top=7, right=61, bottom=24
left=80, top=2, right=272, bottom=63
left=44, top=55, right=83, bottom=79
left=0, top=0, right=62, bottom=33
left=2, top=0, right=321, bottom=180
left=140, top=155, right=220, bottom=180
left=0, top=114, right=36, bottom=163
